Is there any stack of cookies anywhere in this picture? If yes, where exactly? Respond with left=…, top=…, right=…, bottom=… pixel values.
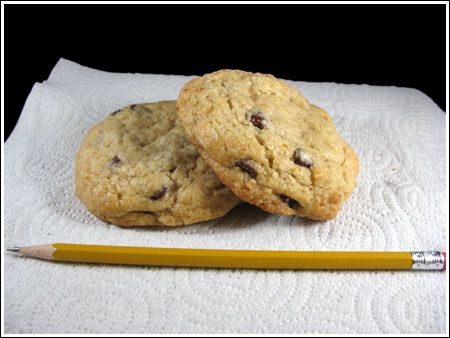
left=75, top=70, right=359, bottom=226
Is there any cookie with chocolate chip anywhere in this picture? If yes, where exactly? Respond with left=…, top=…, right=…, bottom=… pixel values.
left=75, top=101, right=241, bottom=226
left=176, top=70, right=359, bottom=220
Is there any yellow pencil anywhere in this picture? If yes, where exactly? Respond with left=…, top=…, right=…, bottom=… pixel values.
left=6, top=243, right=446, bottom=271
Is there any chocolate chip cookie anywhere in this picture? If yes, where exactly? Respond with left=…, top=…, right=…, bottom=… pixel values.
left=75, top=101, right=241, bottom=226
left=176, top=70, right=359, bottom=220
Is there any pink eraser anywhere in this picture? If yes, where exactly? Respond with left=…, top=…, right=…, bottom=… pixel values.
left=442, top=252, right=446, bottom=271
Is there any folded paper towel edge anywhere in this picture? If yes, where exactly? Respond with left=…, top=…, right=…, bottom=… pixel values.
left=48, top=58, right=201, bottom=84
left=7, top=58, right=445, bottom=147
left=5, top=82, right=43, bottom=147
left=50, top=59, right=445, bottom=114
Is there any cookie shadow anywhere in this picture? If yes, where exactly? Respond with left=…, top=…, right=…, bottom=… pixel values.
left=117, top=203, right=273, bottom=234
left=117, top=202, right=325, bottom=235
left=289, top=216, right=325, bottom=227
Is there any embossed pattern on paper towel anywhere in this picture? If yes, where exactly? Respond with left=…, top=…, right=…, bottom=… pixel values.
left=4, top=59, right=446, bottom=334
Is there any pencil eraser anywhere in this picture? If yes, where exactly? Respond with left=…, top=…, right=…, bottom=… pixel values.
left=442, top=252, right=446, bottom=271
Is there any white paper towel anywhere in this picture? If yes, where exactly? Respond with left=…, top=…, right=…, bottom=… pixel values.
left=4, top=59, right=447, bottom=334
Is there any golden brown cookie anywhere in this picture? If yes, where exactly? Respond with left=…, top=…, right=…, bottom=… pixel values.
left=176, top=70, right=359, bottom=220
left=75, top=101, right=241, bottom=226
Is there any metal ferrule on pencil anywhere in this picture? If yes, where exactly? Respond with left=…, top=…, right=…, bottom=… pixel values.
left=410, top=251, right=446, bottom=270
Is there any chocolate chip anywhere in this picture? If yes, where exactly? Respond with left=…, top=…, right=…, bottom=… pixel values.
left=150, top=186, right=169, bottom=200
left=235, top=159, right=257, bottom=179
left=110, top=109, right=121, bottom=116
left=249, top=111, right=267, bottom=129
left=130, top=104, right=137, bottom=111
left=246, top=110, right=268, bottom=129
left=293, top=148, right=314, bottom=168
left=110, top=155, right=122, bottom=168
left=280, top=195, right=300, bottom=209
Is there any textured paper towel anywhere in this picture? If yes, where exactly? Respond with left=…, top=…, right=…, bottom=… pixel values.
left=4, top=59, right=447, bottom=334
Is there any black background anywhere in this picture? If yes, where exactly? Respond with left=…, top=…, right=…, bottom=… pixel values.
left=4, top=4, right=446, bottom=141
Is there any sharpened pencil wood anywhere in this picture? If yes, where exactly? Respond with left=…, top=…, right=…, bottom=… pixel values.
left=19, top=244, right=56, bottom=260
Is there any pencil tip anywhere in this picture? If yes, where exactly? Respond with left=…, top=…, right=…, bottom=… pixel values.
left=6, top=247, right=21, bottom=252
